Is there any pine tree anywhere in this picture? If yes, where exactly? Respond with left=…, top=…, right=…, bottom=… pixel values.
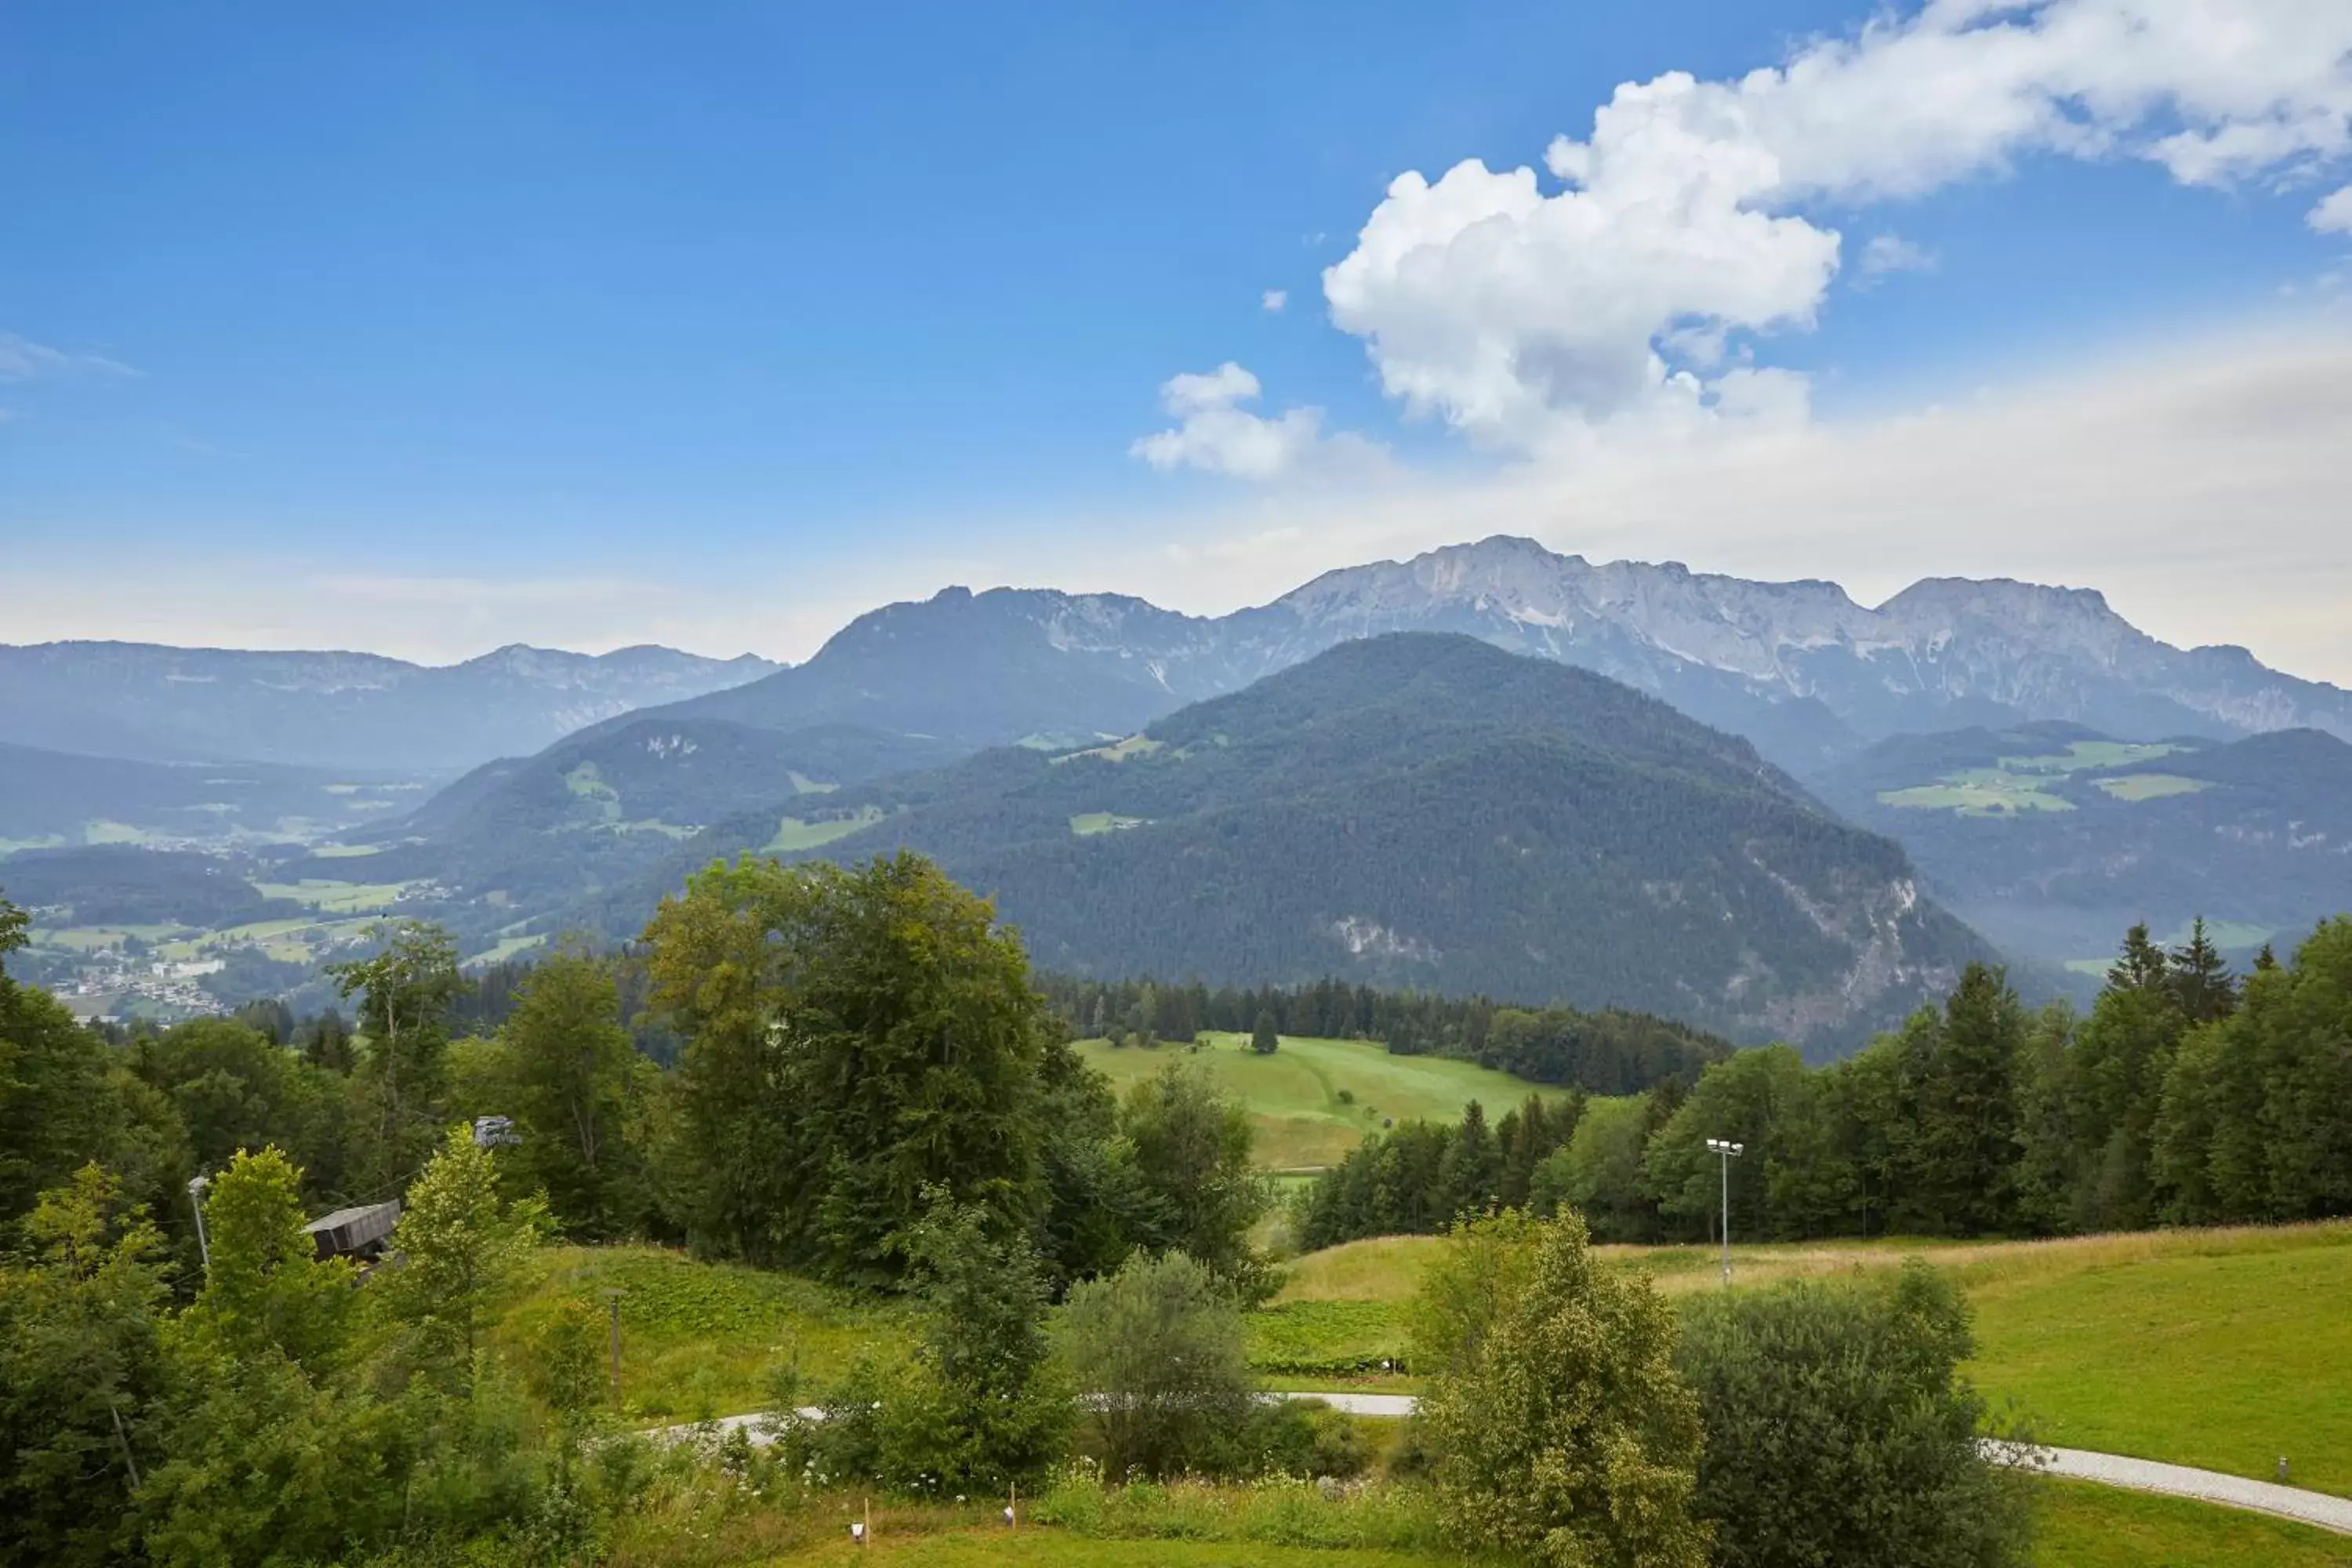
left=2167, top=916, right=2240, bottom=1025
left=2107, top=923, right=2169, bottom=995
left=1250, top=1012, right=1279, bottom=1054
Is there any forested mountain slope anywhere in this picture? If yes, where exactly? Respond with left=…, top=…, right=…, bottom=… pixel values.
left=292, top=717, right=956, bottom=916
left=1812, top=720, right=2352, bottom=974
left=641, top=634, right=1988, bottom=1049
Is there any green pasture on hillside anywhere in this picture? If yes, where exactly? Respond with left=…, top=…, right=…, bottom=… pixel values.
left=497, top=1245, right=913, bottom=1423
left=1073, top=1033, right=1573, bottom=1170
left=1264, top=1222, right=2352, bottom=1496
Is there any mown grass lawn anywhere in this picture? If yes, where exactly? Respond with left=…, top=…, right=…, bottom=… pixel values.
left=1076, top=1033, right=1573, bottom=1171
left=2031, top=1479, right=2352, bottom=1567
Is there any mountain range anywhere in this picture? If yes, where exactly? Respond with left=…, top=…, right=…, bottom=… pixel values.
left=0, top=641, right=780, bottom=773
left=607, top=535, right=2352, bottom=775
left=6, top=535, right=2347, bottom=1050
left=572, top=634, right=1987, bottom=1049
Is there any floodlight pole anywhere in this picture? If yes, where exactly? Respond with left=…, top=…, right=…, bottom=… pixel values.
left=186, top=1174, right=212, bottom=1276
left=1705, top=1139, right=1744, bottom=1287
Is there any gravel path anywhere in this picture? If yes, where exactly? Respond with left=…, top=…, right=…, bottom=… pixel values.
left=659, top=1395, right=2352, bottom=1537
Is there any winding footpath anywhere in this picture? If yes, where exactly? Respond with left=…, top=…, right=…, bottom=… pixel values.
left=669, top=1392, right=2352, bottom=1538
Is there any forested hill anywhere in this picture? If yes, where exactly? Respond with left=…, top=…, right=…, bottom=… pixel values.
left=641, top=633, right=1990, bottom=1051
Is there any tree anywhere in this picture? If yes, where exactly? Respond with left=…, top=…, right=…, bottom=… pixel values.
left=815, top=1191, right=1070, bottom=1490
left=498, top=947, right=646, bottom=1237
left=1898, top=964, right=2025, bottom=1236
left=1435, top=1098, right=1501, bottom=1221
left=0, top=1166, right=172, bottom=1568
left=645, top=852, right=1054, bottom=1284
left=1675, top=1262, right=2035, bottom=1568
left=1058, top=1249, right=1254, bottom=1479
left=1412, top=1210, right=1708, bottom=1568
left=2168, top=917, right=2240, bottom=1025
left=1250, top=1011, right=1279, bottom=1054
left=376, top=1123, right=546, bottom=1385
left=328, top=920, right=463, bottom=1192
left=1121, top=1060, right=1274, bottom=1299
left=185, top=1146, right=353, bottom=1371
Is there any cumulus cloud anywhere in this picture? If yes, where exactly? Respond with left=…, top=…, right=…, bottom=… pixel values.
left=1261, top=289, right=1288, bottom=312
left=1319, top=0, right=2352, bottom=450
left=1129, top=361, right=1386, bottom=481
left=2314, top=184, right=2352, bottom=234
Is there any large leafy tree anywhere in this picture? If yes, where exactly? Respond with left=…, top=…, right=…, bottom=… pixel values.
left=0, top=1166, right=173, bottom=1568
left=376, top=1123, right=546, bottom=1386
left=645, top=851, right=1056, bottom=1285
left=495, top=947, right=648, bottom=1237
left=183, top=1146, right=353, bottom=1372
left=327, top=920, right=464, bottom=1193
left=1412, top=1210, right=1708, bottom=1568
left=1120, top=1059, right=1273, bottom=1299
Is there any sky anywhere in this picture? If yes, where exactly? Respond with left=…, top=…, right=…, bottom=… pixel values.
left=5, top=1, right=2351, bottom=681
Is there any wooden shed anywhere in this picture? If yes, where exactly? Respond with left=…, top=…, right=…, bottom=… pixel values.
left=303, top=1199, right=401, bottom=1261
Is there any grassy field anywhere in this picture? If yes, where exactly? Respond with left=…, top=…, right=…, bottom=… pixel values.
left=767, top=808, right=887, bottom=852
left=496, top=1245, right=913, bottom=1423
left=249, top=877, right=416, bottom=913
left=622, top=1481, right=2343, bottom=1567
left=1263, top=1223, right=2352, bottom=1495
left=2033, top=1479, right=2352, bottom=1567
left=1073, top=1033, right=1572, bottom=1170
left=2092, top=774, right=2210, bottom=802
left=1880, top=772, right=2078, bottom=814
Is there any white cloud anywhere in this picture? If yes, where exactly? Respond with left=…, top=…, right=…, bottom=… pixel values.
left=1261, top=289, right=1288, bottom=312
left=1129, top=361, right=1387, bottom=481
left=1319, top=0, right=2352, bottom=451
left=0, top=332, right=138, bottom=381
left=1859, top=234, right=1940, bottom=278
left=2314, top=184, right=2352, bottom=234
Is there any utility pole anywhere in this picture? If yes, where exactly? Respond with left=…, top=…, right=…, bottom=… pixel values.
left=186, top=1174, right=212, bottom=1276
left=1705, top=1138, right=1744, bottom=1287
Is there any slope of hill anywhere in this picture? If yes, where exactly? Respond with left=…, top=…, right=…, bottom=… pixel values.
left=0, top=741, right=432, bottom=850
left=604, top=536, right=2352, bottom=778
left=0, top=640, right=780, bottom=771
left=1811, top=722, right=2352, bottom=971
left=644, top=634, right=1987, bottom=1049
left=300, top=717, right=959, bottom=918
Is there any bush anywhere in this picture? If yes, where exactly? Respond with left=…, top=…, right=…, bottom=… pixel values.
left=1675, top=1261, right=2038, bottom=1568
left=801, top=1193, right=1069, bottom=1494
left=1058, top=1250, right=1254, bottom=1479
left=1410, top=1209, right=1708, bottom=1568
left=1252, top=1399, right=1374, bottom=1479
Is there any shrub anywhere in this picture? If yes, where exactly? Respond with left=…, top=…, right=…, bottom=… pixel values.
left=1411, top=1209, right=1708, bottom=1568
left=1058, top=1250, right=1255, bottom=1479
left=1675, top=1261, right=2038, bottom=1568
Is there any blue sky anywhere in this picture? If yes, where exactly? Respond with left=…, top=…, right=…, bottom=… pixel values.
left=5, top=2, right=2350, bottom=677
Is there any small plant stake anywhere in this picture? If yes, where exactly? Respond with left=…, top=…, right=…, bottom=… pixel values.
left=1004, top=1481, right=1018, bottom=1530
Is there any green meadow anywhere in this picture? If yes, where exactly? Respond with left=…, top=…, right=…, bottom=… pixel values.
left=1073, top=1033, right=1574, bottom=1170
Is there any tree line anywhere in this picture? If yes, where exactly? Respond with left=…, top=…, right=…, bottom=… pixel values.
left=1298, top=916, right=2352, bottom=1248
left=1036, top=972, right=1730, bottom=1096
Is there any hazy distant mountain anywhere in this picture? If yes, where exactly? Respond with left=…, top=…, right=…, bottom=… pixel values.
left=587, top=587, right=1243, bottom=752
left=619, top=536, right=2351, bottom=776
left=0, top=741, right=429, bottom=849
left=0, top=641, right=781, bottom=772
left=615, top=635, right=1987, bottom=1050
left=1811, top=720, right=2352, bottom=978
